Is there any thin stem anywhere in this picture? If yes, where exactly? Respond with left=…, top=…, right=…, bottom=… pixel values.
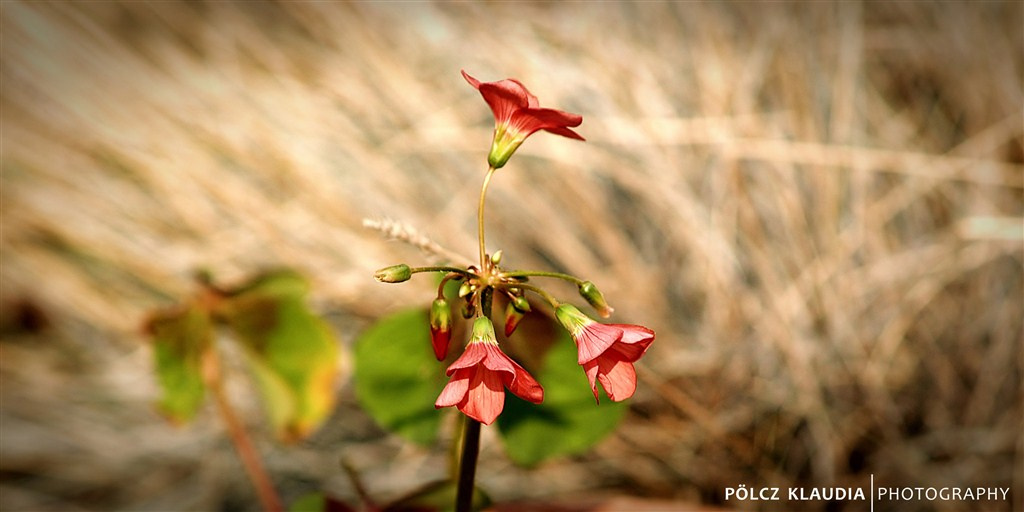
left=455, top=417, right=482, bottom=512
left=502, top=270, right=585, bottom=285
left=340, top=459, right=376, bottom=509
left=409, top=266, right=473, bottom=276
left=505, top=282, right=561, bottom=309
left=477, top=166, right=497, bottom=270
left=202, top=351, right=283, bottom=512
left=458, top=166, right=495, bottom=512
left=437, top=272, right=462, bottom=300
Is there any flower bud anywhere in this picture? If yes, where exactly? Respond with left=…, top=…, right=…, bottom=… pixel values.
left=504, top=300, right=526, bottom=337
left=491, top=250, right=503, bottom=266
left=429, top=298, right=452, bottom=360
left=510, top=295, right=531, bottom=313
left=458, top=281, right=473, bottom=298
left=374, top=264, right=411, bottom=283
left=578, top=281, right=614, bottom=318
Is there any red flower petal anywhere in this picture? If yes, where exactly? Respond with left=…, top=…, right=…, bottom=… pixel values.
left=604, top=324, right=655, bottom=362
left=542, top=125, right=586, bottom=141
left=444, top=341, right=488, bottom=375
left=435, top=368, right=471, bottom=408
left=479, top=342, right=516, bottom=374
left=583, top=352, right=639, bottom=403
left=460, top=364, right=506, bottom=425
left=478, top=343, right=543, bottom=404
left=596, top=357, right=638, bottom=402
left=461, top=69, right=482, bottom=90
left=575, top=323, right=624, bottom=365
left=504, top=358, right=544, bottom=404
left=508, top=108, right=585, bottom=140
left=478, top=81, right=531, bottom=126
left=430, top=327, right=451, bottom=361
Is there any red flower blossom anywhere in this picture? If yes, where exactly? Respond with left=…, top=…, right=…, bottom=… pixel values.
left=555, top=304, right=655, bottom=403
left=435, top=317, right=543, bottom=424
left=462, top=70, right=584, bottom=169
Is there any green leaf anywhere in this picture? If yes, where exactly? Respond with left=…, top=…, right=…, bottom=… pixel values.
left=383, top=480, right=491, bottom=512
left=288, top=492, right=356, bottom=512
left=354, top=308, right=448, bottom=445
left=148, top=303, right=213, bottom=424
left=288, top=492, right=325, bottom=512
left=220, top=270, right=340, bottom=442
left=497, top=329, right=627, bottom=467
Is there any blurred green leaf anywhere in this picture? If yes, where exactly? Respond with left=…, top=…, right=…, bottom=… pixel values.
left=383, top=479, right=490, bottom=512
left=148, top=303, right=213, bottom=424
left=220, top=270, right=340, bottom=442
left=286, top=491, right=358, bottom=512
left=288, top=492, right=325, bottom=512
left=497, top=329, right=627, bottom=467
left=354, top=308, right=448, bottom=445
left=288, top=492, right=357, bottom=512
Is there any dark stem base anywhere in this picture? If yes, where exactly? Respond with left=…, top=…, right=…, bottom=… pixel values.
left=455, top=418, right=482, bottom=512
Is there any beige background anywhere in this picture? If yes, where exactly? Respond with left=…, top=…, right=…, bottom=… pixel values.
left=1, top=2, right=1021, bottom=511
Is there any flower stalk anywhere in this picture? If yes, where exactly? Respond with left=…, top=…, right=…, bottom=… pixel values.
left=478, top=166, right=497, bottom=270
left=455, top=418, right=481, bottom=512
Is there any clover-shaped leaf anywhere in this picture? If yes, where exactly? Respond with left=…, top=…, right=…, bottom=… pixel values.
left=220, top=270, right=341, bottom=442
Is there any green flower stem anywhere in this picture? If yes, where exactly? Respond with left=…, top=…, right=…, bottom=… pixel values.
left=505, top=282, right=561, bottom=309
left=455, top=417, right=482, bottom=512
left=503, top=270, right=585, bottom=285
left=409, top=266, right=473, bottom=276
left=437, top=272, right=462, bottom=300
left=478, top=166, right=497, bottom=270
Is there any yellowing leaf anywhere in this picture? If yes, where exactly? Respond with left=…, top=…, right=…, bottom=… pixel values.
left=220, top=270, right=340, bottom=442
left=147, top=303, right=213, bottom=424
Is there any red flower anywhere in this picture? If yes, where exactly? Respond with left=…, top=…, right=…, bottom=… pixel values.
left=435, top=317, right=543, bottom=424
left=462, top=70, right=584, bottom=169
left=429, top=298, right=452, bottom=360
left=555, top=304, right=654, bottom=403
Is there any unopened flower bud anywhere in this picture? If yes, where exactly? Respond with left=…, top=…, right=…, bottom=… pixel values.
left=491, top=250, right=503, bottom=266
left=578, top=280, right=614, bottom=318
left=511, top=295, right=531, bottom=313
left=504, top=300, right=526, bottom=337
left=429, top=298, right=452, bottom=360
left=458, top=281, right=473, bottom=298
left=374, top=264, right=412, bottom=283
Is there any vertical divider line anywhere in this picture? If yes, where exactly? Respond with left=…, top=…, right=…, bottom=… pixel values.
left=870, top=473, right=875, bottom=512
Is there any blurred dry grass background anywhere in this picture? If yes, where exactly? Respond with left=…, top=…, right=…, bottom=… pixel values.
left=1, top=2, right=1022, bottom=511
